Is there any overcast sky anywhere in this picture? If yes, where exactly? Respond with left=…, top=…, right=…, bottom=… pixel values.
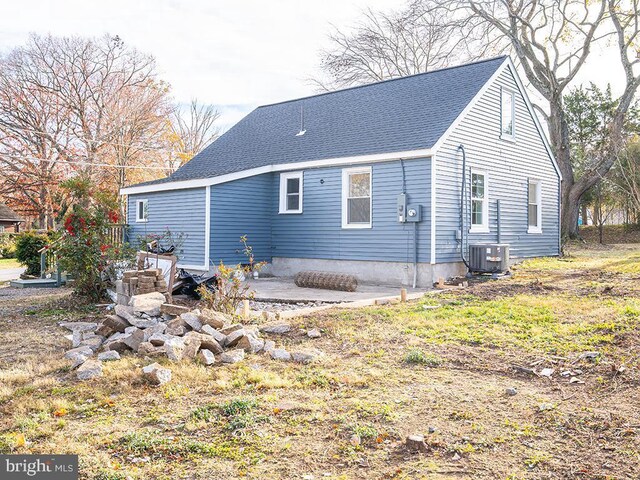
left=0, top=0, right=623, bottom=130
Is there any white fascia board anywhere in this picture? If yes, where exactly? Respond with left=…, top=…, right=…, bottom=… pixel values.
left=119, top=148, right=433, bottom=195
left=430, top=57, right=562, bottom=183
left=430, top=58, right=509, bottom=154
left=204, top=185, right=211, bottom=269
left=430, top=156, right=436, bottom=264
left=504, top=58, right=562, bottom=181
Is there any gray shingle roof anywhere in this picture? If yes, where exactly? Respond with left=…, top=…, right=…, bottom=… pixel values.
left=133, top=56, right=506, bottom=188
left=0, top=203, right=21, bottom=222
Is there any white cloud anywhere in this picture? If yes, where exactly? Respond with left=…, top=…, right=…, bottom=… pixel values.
left=0, top=0, right=625, bottom=129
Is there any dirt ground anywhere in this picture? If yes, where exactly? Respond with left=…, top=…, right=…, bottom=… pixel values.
left=0, top=244, right=639, bottom=479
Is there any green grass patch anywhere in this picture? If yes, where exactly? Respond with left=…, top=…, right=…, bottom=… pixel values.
left=0, top=258, right=21, bottom=269
left=404, top=348, right=443, bottom=367
left=191, top=397, right=269, bottom=432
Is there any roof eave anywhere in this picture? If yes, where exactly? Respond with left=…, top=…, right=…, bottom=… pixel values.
left=120, top=148, right=434, bottom=195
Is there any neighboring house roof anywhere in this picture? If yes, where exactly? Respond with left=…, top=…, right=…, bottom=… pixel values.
left=128, top=56, right=509, bottom=191
left=0, top=203, right=22, bottom=222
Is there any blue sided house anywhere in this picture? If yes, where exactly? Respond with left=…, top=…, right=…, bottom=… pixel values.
left=121, top=56, right=561, bottom=288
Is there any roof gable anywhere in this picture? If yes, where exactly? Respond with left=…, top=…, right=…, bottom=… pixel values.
left=129, top=56, right=508, bottom=190
left=0, top=203, right=21, bottom=222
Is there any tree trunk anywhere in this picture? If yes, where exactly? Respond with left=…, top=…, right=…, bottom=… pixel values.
left=581, top=204, right=588, bottom=226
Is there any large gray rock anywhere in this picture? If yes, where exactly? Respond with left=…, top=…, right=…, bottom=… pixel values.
left=115, top=304, right=158, bottom=328
left=193, top=332, right=223, bottom=354
left=263, top=340, right=276, bottom=354
left=220, top=324, right=243, bottom=335
left=165, top=337, right=186, bottom=362
left=123, top=327, right=145, bottom=352
left=129, top=292, right=166, bottom=317
left=103, top=332, right=131, bottom=353
left=138, top=342, right=165, bottom=357
left=64, top=345, right=93, bottom=360
left=198, top=349, right=216, bottom=366
left=103, top=315, right=131, bottom=333
left=260, top=323, right=292, bottom=335
left=161, top=303, right=190, bottom=316
left=77, top=360, right=103, bottom=380
left=80, top=334, right=104, bottom=352
left=307, top=329, right=322, bottom=339
left=199, top=309, right=228, bottom=329
left=180, top=312, right=202, bottom=332
left=144, top=322, right=167, bottom=339
left=148, top=333, right=172, bottom=346
left=142, top=362, right=171, bottom=385
left=201, top=325, right=226, bottom=345
left=98, top=350, right=121, bottom=361
left=237, top=335, right=265, bottom=354
left=182, top=332, right=202, bottom=360
left=269, top=348, right=292, bottom=361
left=166, top=317, right=188, bottom=336
left=220, top=349, right=245, bottom=364
left=224, top=329, right=246, bottom=348
left=60, top=321, right=98, bottom=333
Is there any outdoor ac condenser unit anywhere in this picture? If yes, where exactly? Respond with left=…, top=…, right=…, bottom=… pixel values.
left=468, top=244, right=510, bottom=274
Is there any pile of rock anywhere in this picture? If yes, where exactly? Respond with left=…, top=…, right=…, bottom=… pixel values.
left=115, top=268, right=168, bottom=306
left=61, top=292, right=322, bottom=383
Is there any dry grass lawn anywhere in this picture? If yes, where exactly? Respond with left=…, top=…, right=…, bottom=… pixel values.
left=0, top=244, right=639, bottom=479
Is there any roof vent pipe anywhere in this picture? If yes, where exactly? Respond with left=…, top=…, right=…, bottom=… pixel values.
left=295, top=105, right=306, bottom=136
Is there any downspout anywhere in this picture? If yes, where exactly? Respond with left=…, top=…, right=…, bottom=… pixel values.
left=457, top=145, right=471, bottom=271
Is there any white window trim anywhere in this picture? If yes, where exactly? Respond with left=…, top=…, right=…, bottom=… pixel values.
left=342, top=166, right=372, bottom=229
left=135, top=199, right=148, bottom=223
left=469, top=169, right=489, bottom=234
left=528, top=179, right=543, bottom=234
left=500, top=87, right=516, bottom=141
left=278, top=171, right=303, bottom=214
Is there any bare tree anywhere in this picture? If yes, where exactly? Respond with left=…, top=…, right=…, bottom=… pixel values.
left=167, top=99, right=220, bottom=173
left=459, top=0, right=640, bottom=237
left=314, top=1, right=501, bottom=90
left=316, top=0, right=640, bottom=237
left=0, top=40, right=74, bottom=228
left=0, top=34, right=172, bottom=227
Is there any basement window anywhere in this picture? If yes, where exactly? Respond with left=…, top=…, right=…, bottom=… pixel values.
left=136, top=199, right=148, bottom=223
left=501, top=88, right=515, bottom=140
left=342, top=166, right=372, bottom=229
left=528, top=179, right=542, bottom=233
left=470, top=170, right=489, bottom=233
left=279, top=171, right=303, bottom=214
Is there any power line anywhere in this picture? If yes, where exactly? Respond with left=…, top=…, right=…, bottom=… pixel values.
left=0, top=153, right=174, bottom=171
left=1, top=125, right=195, bottom=154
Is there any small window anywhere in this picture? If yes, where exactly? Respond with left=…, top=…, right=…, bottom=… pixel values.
left=279, top=172, right=303, bottom=214
left=342, top=166, right=372, bottom=228
left=501, top=89, right=515, bottom=139
left=470, top=170, right=489, bottom=233
left=136, top=199, right=148, bottom=222
left=528, top=180, right=542, bottom=233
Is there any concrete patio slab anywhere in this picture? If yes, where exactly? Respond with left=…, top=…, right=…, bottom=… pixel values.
left=247, top=277, right=426, bottom=303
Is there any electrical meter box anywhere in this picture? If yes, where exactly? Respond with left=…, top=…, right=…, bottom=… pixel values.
left=406, top=204, right=421, bottom=222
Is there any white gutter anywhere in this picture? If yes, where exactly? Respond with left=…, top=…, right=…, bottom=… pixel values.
left=120, top=148, right=434, bottom=195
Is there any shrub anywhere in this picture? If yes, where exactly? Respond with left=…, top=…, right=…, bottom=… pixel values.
left=0, top=233, right=16, bottom=258
left=15, top=231, right=48, bottom=276
left=56, top=177, right=132, bottom=301
left=197, top=236, right=265, bottom=315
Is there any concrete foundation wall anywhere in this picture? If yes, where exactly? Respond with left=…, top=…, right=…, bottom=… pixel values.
left=271, top=257, right=467, bottom=288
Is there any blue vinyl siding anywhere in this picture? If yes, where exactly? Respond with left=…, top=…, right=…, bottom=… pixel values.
left=435, top=64, right=561, bottom=262
left=127, top=188, right=206, bottom=267
left=210, top=174, right=273, bottom=265
left=272, top=158, right=431, bottom=263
